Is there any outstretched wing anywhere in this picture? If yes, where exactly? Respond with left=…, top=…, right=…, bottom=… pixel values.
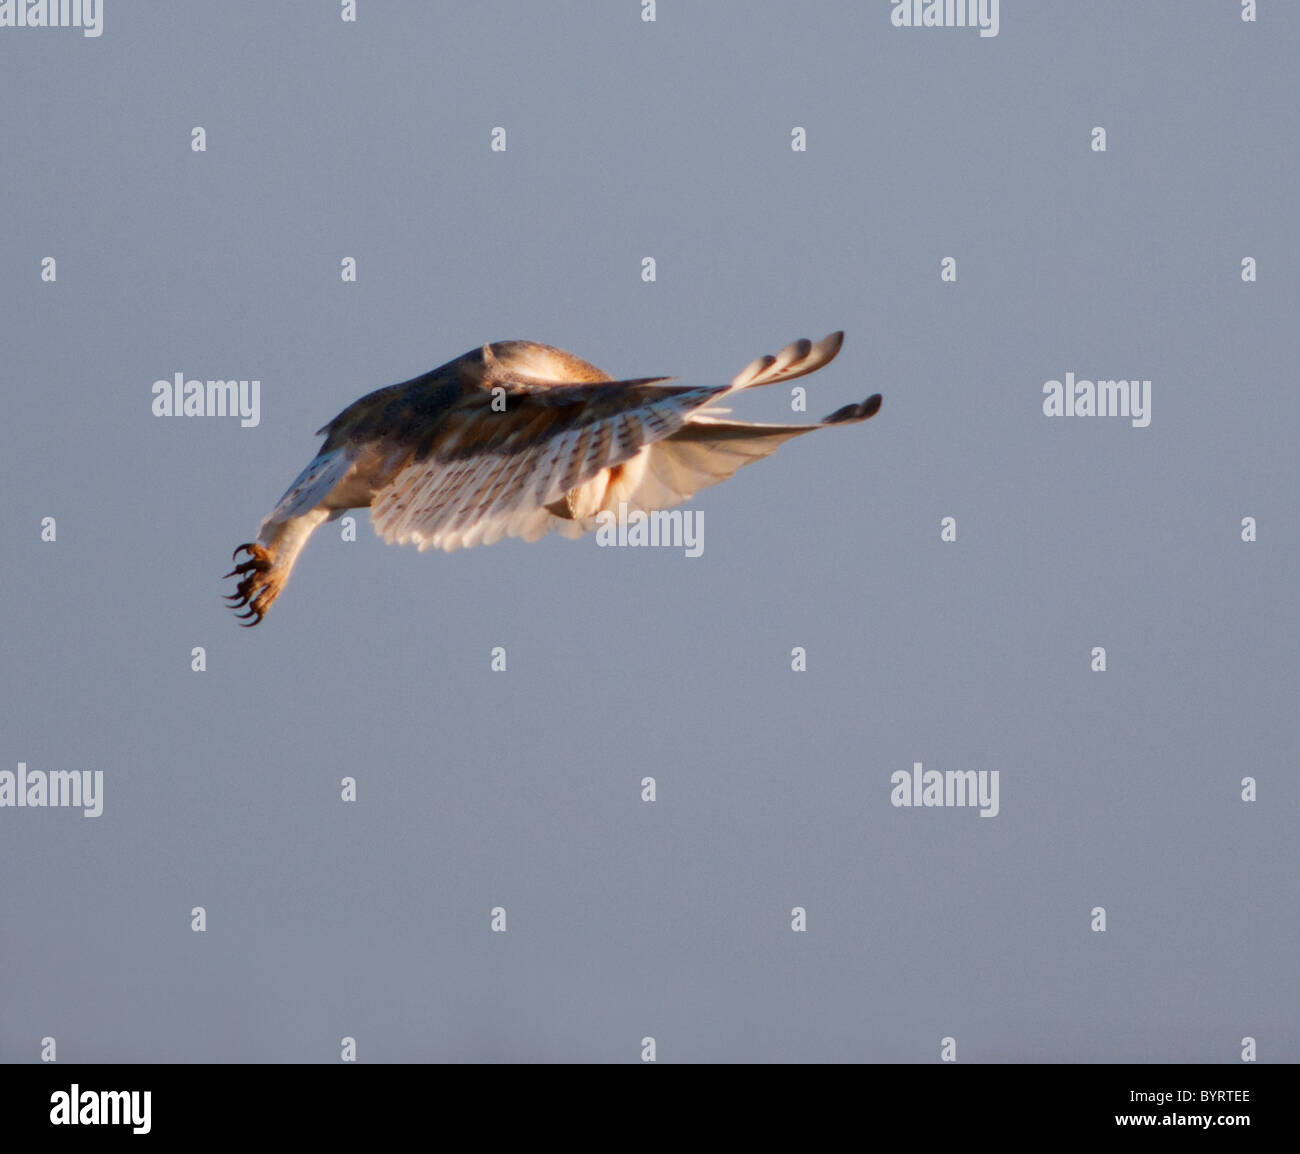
left=369, top=331, right=869, bottom=551
left=581, top=332, right=871, bottom=517
left=368, top=378, right=724, bottom=551
left=585, top=394, right=883, bottom=521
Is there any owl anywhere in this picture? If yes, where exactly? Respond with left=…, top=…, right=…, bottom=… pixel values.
left=226, top=331, right=881, bottom=625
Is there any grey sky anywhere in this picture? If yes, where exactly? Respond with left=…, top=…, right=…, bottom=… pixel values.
left=1, top=1, right=1296, bottom=1062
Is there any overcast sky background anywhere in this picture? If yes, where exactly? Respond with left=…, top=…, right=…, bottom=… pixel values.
left=2, top=1, right=1296, bottom=1062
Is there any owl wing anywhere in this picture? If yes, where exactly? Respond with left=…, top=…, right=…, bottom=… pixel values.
left=579, top=332, right=871, bottom=517
left=368, top=377, right=724, bottom=552
left=581, top=396, right=883, bottom=522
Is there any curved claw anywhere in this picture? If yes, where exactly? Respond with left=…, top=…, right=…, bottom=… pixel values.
left=223, top=559, right=270, bottom=579
left=224, top=541, right=277, bottom=626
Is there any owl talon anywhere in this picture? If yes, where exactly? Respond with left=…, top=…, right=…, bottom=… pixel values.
left=224, top=543, right=272, bottom=579
left=223, top=543, right=279, bottom=626
left=223, top=559, right=271, bottom=579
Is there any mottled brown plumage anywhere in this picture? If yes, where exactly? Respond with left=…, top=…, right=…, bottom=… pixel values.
left=226, top=332, right=881, bottom=625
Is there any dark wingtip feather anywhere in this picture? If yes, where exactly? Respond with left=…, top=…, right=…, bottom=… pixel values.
left=824, top=394, right=882, bottom=424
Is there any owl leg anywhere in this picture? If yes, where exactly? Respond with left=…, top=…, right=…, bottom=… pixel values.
left=223, top=543, right=282, bottom=627
left=224, top=505, right=331, bottom=626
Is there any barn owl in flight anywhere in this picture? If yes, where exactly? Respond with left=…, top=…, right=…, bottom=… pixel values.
left=225, top=331, right=881, bottom=625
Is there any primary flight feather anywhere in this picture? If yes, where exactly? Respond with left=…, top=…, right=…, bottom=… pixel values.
left=225, top=331, right=881, bottom=625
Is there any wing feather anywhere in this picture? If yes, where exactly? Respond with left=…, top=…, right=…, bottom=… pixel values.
left=368, top=386, right=719, bottom=551
left=587, top=394, right=882, bottom=519
left=727, top=331, right=844, bottom=391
